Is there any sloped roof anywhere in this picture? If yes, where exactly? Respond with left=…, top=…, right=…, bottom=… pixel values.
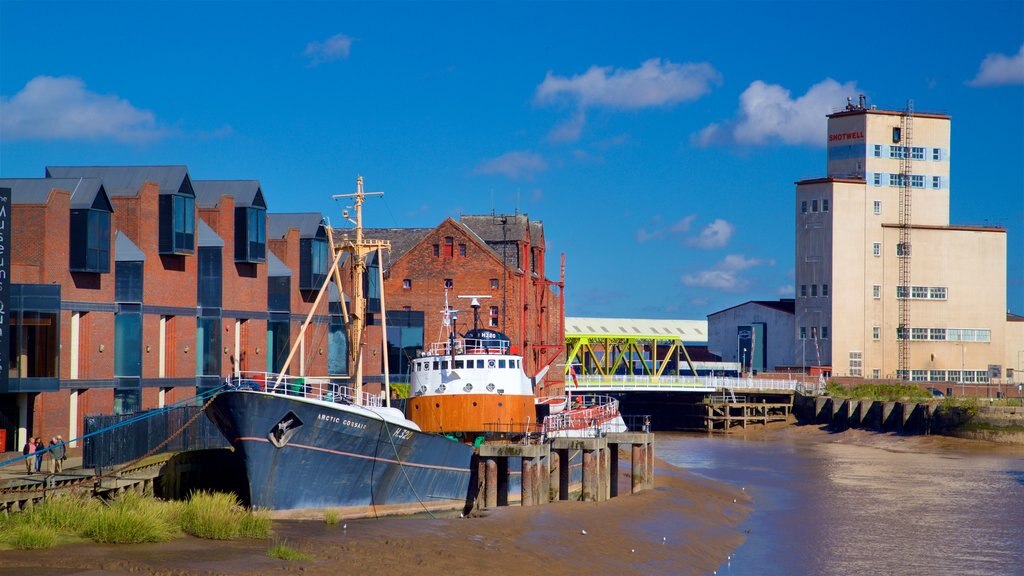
left=114, top=231, right=145, bottom=262
left=1009, top=312, right=1024, bottom=322
left=45, top=165, right=193, bottom=197
left=193, top=180, right=266, bottom=209
left=566, top=317, right=708, bottom=341
left=708, top=299, right=796, bottom=317
left=362, top=227, right=431, bottom=265
left=267, top=251, right=291, bottom=277
left=0, top=177, right=110, bottom=210
left=268, top=213, right=325, bottom=239
left=197, top=219, right=224, bottom=248
left=459, top=213, right=531, bottom=243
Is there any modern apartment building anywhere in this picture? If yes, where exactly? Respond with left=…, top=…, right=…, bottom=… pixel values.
left=795, top=99, right=1015, bottom=383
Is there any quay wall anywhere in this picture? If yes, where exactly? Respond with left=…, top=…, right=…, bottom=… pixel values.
left=793, top=394, right=1024, bottom=444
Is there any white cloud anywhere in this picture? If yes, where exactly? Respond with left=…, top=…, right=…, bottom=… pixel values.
left=682, top=254, right=774, bottom=292
left=473, top=151, right=548, bottom=180
left=536, top=58, right=721, bottom=142
left=969, top=43, right=1024, bottom=87
left=0, top=76, right=166, bottom=143
left=686, top=218, right=734, bottom=249
left=304, top=33, right=353, bottom=65
left=777, top=284, right=794, bottom=297
left=635, top=214, right=695, bottom=243
left=536, top=58, right=721, bottom=109
left=695, top=78, right=860, bottom=148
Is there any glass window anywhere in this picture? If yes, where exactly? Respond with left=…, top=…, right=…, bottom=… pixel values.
left=267, top=315, right=290, bottom=373
left=235, top=207, right=266, bottom=262
left=872, top=326, right=881, bottom=340
left=873, top=144, right=882, bottom=157
left=489, top=306, right=499, bottom=327
left=432, top=244, right=439, bottom=257
left=498, top=359, right=507, bottom=369
left=897, top=243, right=910, bottom=257
left=811, top=199, right=818, bottom=212
left=889, top=145, right=904, bottom=158
left=822, top=199, right=829, bottom=212
left=911, top=370, right=927, bottom=382
left=801, top=201, right=807, bottom=213
left=911, top=327, right=928, bottom=340
left=932, top=148, right=941, bottom=161
left=198, top=247, right=223, bottom=308
left=115, top=261, right=143, bottom=303
left=459, top=243, right=467, bottom=257
left=811, top=285, right=818, bottom=297
left=821, top=326, right=829, bottom=339
left=873, top=173, right=882, bottom=186
left=70, top=209, right=111, bottom=273
left=800, top=285, right=807, bottom=297
left=822, top=284, right=829, bottom=297
left=897, top=286, right=909, bottom=299
left=300, top=237, right=329, bottom=291
left=268, top=276, right=290, bottom=312
left=873, top=242, right=881, bottom=257
left=929, top=370, right=946, bottom=382
left=490, top=278, right=499, bottom=290
left=930, top=328, right=945, bottom=341
left=476, top=359, right=484, bottom=368
left=328, top=313, right=348, bottom=376
left=911, top=286, right=928, bottom=299
left=444, top=278, right=453, bottom=289
left=872, top=285, right=881, bottom=299
left=911, top=147, right=925, bottom=160
left=443, top=236, right=454, bottom=258
left=197, top=316, right=221, bottom=376
left=160, top=194, right=195, bottom=254
left=873, top=200, right=881, bottom=214
left=930, top=287, right=947, bottom=300
left=114, top=304, right=142, bottom=378
left=114, top=389, right=141, bottom=415
left=910, top=175, right=924, bottom=188
left=932, top=176, right=941, bottom=189
left=799, top=326, right=807, bottom=339
left=896, top=327, right=909, bottom=340
left=403, top=279, right=412, bottom=289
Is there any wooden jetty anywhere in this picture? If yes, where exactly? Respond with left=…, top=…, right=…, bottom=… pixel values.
left=703, top=394, right=792, bottom=432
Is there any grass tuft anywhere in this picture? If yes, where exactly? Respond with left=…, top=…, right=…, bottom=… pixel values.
left=83, top=491, right=179, bottom=544
left=6, top=523, right=58, bottom=549
left=268, top=541, right=313, bottom=561
left=323, top=509, right=340, bottom=525
left=180, top=491, right=272, bottom=540
left=27, top=492, right=101, bottom=532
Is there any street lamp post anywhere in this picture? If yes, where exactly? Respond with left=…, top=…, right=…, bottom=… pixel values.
left=960, top=343, right=965, bottom=397
left=742, top=348, right=747, bottom=378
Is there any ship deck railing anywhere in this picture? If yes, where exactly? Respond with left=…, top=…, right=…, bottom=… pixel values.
left=540, top=395, right=621, bottom=437
left=228, top=371, right=384, bottom=408
left=425, top=337, right=511, bottom=357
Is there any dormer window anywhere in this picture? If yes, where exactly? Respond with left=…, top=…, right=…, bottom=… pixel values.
left=235, top=206, right=266, bottom=262
left=70, top=208, right=111, bottom=273
left=300, top=236, right=329, bottom=291
left=159, top=194, right=195, bottom=254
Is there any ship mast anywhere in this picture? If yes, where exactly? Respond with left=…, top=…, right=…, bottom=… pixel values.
left=333, top=177, right=389, bottom=405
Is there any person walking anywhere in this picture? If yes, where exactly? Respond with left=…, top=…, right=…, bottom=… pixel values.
left=22, top=437, right=35, bottom=475
left=47, top=437, right=58, bottom=474
left=33, top=437, right=44, bottom=472
left=54, top=435, right=66, bottom=473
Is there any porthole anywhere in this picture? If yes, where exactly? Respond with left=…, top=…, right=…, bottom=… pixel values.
left=498, top=402, right=503, bottom=407
left=435, top=403, right=440, bottom=408
left=472, top=402, right=477, bottom=407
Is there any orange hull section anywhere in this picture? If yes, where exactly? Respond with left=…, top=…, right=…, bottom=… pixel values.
left=407, top=394, right=536, bottom=435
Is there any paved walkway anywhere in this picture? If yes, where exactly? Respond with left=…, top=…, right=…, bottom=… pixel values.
left=0, top=450, right=89, bottom=487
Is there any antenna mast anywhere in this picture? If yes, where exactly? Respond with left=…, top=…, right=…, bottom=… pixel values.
left=333, top=176, right=389, bottom=403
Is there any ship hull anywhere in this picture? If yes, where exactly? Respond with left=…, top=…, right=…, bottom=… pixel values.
left=206, top=390, right=474, bottom=515
left=407, top=393, right=536, bottom=436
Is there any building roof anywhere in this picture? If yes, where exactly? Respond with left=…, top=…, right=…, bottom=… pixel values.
left=46, top=165, right=194, bottom=197
left=708, top=299, right=796, bottom=317
left=827, top=107, right=950, bottom=120
left=565, top=316, right=707, bottom=341
left=362, top=227, right=431, bottom=264
left=197, top=219, right=224, bottom=248
left=193, top=180, right=266, bottom=209
left=459, top=213, right=533, bottom=243
left=795, top=177, right=866, bottom=186
left=0, top=177, right=111, bottom=210
left=1008, top=312, right=1024, bottom=322
left=267, top=250, right=291, bottom=277
left=114, top=231, right=145, bottom=262
left=267, top=213, right=325, bottom=239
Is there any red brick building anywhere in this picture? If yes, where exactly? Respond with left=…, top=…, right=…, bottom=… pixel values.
left=0, top=168, right=565, bottom=451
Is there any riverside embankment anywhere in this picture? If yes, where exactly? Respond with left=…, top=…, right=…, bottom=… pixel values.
left=793, top=393, right=1024, bottom=443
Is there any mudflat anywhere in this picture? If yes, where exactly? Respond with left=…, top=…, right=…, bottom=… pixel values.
left=0, top=459, right=750, bottom=576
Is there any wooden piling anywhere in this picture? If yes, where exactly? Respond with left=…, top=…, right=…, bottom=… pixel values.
left=522, top=459, right=534, bottom=507
left=485, top=458, right=497, bottom=509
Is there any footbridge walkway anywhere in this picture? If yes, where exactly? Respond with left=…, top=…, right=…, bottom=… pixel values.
left=568, top=375, right=821, bottom=395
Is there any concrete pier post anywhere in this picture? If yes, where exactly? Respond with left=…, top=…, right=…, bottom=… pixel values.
left=645, top=438, right=655, bottom=489
left=549, top=450, right=561, bottom=501
left=558, top=449, right=569, bottom=501
left=609, top=445, right=619, bottom=498
left=598, top=446, right=609, bottom=501
left=485, top=458, right=498, bottom=509
left=522, top=459, right=534, bottom=507
left=497, top=458, right=509, bottom=507
left=631, top=444, right=643, bottom=494
left=582, top=450, right=596, bottom=501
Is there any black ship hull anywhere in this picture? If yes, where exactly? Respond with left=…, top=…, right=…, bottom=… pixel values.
left=206, top=390, right=475, bottom=514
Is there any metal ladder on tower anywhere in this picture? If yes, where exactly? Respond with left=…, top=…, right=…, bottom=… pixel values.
left=897, top=100, right=914, bottom=380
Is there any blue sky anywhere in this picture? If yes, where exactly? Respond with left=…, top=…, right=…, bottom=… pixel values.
left=2, top=1, right=1022, bottom=319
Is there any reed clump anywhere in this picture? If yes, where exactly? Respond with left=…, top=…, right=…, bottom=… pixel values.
left=268, top=540, right=313, bottom=561
left=180, top=490, right=271, bottom=540
left=83, top=490, right=179, bottom=544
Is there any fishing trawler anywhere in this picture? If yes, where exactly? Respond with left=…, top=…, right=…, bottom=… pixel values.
left=406, top=295, right=546, bottom=438
left=206, top=178, right=475, bottom=515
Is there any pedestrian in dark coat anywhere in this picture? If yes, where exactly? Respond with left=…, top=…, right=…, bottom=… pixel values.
left=22, top=438, right=35, bottom=474
left=54, top=435, right=66, bottom=473
left=33, top=437, right=44, bottom=472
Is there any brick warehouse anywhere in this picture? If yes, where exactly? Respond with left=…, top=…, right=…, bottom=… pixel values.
left=0, top=167, right=565, bottom=451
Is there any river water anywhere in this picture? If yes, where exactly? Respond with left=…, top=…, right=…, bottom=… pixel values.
left=656, top=428, right=1024, bottom=576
